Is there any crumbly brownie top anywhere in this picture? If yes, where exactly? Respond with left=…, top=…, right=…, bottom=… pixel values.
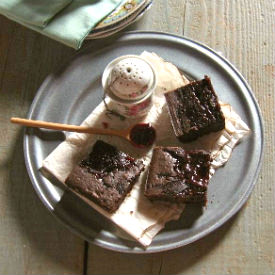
left=65, top=140, right=144, bottom=213
left=80, top=140, right=136, bottom=173
left=144, top=147, right=211, bottom=204
left=191, top=76, right=225, bottom=124
left=165, top=76, right=225, bottom=142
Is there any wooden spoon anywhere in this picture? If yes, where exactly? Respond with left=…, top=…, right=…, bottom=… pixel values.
left=10, top=117, right=156, bottom=148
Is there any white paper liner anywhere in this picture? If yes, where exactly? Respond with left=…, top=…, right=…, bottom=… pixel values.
left=42, top=52, right=250, bottom=247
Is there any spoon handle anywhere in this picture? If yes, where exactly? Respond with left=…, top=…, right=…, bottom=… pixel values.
left=10, top=117, right=125, bottom=137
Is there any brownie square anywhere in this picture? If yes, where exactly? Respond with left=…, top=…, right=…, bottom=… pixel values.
left=164, top=76, right=225, bottom=142
left=144, top=147, right=211, bottom=204
left=65, top=140, right=144, bottom=213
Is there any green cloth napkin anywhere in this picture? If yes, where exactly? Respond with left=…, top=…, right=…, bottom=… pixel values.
left=0, top=0, right=122, bottom=49
left=0, top=0, right=72, bottom=27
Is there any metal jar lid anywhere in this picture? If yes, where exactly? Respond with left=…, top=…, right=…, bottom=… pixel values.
left=102, top=55, right=157, bottom=102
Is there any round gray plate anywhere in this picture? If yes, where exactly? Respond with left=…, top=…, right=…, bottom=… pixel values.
left=24, top=31, right=263, bottom=253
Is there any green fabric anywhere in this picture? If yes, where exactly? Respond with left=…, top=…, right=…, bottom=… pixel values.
left=0, top=0, right=122, bottom=49
left=0, top=0, right=72, bottom=27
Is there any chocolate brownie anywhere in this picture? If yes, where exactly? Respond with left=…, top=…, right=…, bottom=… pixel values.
left=144, top=147, right=211, bottom=204
left=164, top=76, right=225, bottom=142
left=65, top=140, right=144, bottom=213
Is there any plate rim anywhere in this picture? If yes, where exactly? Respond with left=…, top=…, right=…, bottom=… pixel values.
left=91, top=0, right=148, bottom=33
left=24, top=31, right=264, bottom=254
left=87, top=1, right=153, bottom=39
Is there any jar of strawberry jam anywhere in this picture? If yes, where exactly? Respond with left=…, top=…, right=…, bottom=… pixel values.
left=102, top=55, right=156, bottom=118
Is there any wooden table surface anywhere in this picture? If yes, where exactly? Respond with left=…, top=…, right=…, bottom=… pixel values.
left=0, top=1, right=274, bottom=274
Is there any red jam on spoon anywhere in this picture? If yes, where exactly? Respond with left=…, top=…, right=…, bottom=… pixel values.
left=129, top=123, right=156, bottom=148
